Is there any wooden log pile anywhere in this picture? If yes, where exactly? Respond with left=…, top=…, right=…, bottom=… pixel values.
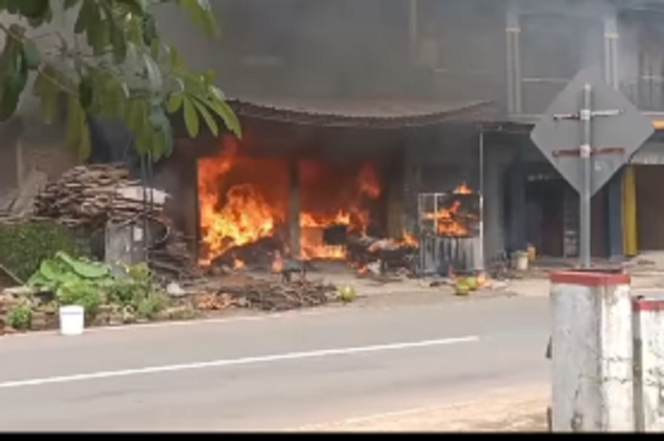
left=30, top=163, right=201, bottom=281
left=207, top=274, right=337, bottom=312
left=33, top=164, right=147, bottom=227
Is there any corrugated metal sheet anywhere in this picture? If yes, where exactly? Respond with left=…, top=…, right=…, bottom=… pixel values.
left=227, top=98, right=499, bottom=129
left=631, top=141, right=664, bottom=165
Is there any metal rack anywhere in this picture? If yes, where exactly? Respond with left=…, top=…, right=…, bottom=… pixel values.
left=417, top=192, right=483, bottom=276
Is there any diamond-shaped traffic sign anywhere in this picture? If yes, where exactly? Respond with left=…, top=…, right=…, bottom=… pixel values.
left=531, top=67, right=655, bottom=196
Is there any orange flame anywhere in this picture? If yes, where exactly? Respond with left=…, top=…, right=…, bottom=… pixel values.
left=454, top=183, right=473, bottom=195
left=197, top=136, right=382, bottom=265
left=272, top=251, right=284, bottom=273
left=423, top=184, right=476, bottom=237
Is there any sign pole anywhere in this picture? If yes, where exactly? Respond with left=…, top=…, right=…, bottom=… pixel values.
left=580, top=83, right=593, bottom=269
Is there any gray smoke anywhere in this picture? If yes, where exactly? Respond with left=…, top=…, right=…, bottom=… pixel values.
left=155, top=0, right=662, bottom=113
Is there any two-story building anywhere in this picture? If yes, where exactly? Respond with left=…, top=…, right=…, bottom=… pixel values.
left=5, top=0, right=664, bottom=269
left=153, top=0, right=664, bottom=266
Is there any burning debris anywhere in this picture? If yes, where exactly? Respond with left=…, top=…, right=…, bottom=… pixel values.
left=197, top=135, right=415, bottom=275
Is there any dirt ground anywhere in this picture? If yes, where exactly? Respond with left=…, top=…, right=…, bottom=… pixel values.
left=290, top=385, right=549, bottom=432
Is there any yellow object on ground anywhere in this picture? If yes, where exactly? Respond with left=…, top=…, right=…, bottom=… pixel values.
left=455, top=280, right=470, bottom=296
left=622, top=165, right=638, bottom=257
left=338, top=285, right=357, bottom=303
left=527, top=244, right=536, bottom=263
left=465, top=277, right=478, bottom=291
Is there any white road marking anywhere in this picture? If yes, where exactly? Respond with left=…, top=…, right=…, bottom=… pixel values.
left=0, top=336, right=479, bottom=390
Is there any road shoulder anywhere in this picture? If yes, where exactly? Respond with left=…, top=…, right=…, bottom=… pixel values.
left=288, top=384, right=549, bottom=432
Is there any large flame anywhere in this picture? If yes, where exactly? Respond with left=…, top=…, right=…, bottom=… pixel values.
left=198, top=136, right=382, bottom=265
left=423, top=184, right=476, bottom=237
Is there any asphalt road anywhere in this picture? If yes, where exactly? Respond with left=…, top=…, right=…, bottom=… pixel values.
left=0, top=295, right=549, bottom=431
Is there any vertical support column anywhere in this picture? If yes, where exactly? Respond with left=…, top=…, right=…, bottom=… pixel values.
left=288, top=159, right=301, bottom=259
left=604, top=15, right=619, bottom=90
left=607, top=169, right=624, bottom=261
left=507, top=145, right=527, bottom=253
left=477, top=129, right=485, bottom=270
left=506, top=8, right=522, bottom=114
left=622, top=165, right=638, bottom=257
left=632, top=296, right=664, bottom=432
left=550, top=271, right=634, bottom=432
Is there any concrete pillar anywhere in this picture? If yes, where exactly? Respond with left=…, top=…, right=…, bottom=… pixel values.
left=104, top=221, right=146, bottom=277
left=507, top=158, right=526, bottom=253
left=632, top=295, right=664, bottom=432
left=288, top=160, right=301, bottom=259
left=550, top=271, right=634, bottom=432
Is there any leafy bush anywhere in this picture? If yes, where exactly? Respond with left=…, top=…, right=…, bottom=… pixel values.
left=7, top=302, right=32, bottom=330
left=0, top=220, right=89, bottom=282
left=28, top=253, right=170, bottom=320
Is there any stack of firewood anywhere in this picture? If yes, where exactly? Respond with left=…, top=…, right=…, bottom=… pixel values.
left=33, top=164, right=158, bottom=227
left=30, top=164, right=202, bottom=281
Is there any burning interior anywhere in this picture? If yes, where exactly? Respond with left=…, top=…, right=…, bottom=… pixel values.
left=194, top=132, right=482, bottom=276
left=197, top=135, right=408, bottom=272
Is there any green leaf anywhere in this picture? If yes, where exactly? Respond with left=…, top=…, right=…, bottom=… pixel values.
left=74, top=0, right=92, bottom=34
left=21, top=39, right=41, bottom=70
left=182, top=96, right=199, bottom=138
left=207, top=96, right=241, bottom=138
left=55, top=251, right=110, bottom=279
left=110, top=23, right=128, bottom=64
left=142, top=53, right=162, bottom=92
left=166, top=93, right=183, bottom=113
left=141, top=13, right=158, bottom=47
left=116, top=0, right=147, bottom=16
left=86, top=4, right=109, bottom=56
left=167, top=45, right=185, bottom=71
left=64, top=0, right=79, bottom=10
left=78, top=76, right=93, bottom=110
left=192, top=97, right=218, bottom=137
left=66, top=93, right=91, bottom=161
left=177, top=0, right=219, bottom=38
left=33, top=66, right=60, bottom=124
left=17, top=0, right=49, bottom=19
left=0, top=34, right=28, bottom=122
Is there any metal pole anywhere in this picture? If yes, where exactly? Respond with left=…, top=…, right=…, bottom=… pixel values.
left=580, top=84, right=593, bottom=268
left=478, top=128, right=485, bottom=271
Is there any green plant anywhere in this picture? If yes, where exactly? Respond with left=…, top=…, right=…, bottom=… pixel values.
left=28, top=251, right=111, bottom=316
left=7, top=302, right=32, bottom=329
left=0, top=0, right=241, bottom=162
left=0, top=220, right=89, bottom=282
left=28, top=254, right=173, bottom=322
left=107, top=262, right=159, bottom=306
left=135, top=292, right=169, bottom=320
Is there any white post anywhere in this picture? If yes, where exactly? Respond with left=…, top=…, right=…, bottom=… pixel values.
left=550, top=271, right=634, bottom=432
left=633, top=295, right=664, bottom=432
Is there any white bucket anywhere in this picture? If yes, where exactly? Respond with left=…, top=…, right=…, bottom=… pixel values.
left=512, top=251, right=529, bottom=271
left=59, top=305, right=85, bottom=336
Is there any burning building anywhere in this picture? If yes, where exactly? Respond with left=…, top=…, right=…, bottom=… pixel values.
left=156, top=99, right=494, bottom=277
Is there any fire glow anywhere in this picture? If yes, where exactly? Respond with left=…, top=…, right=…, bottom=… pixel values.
left=422, top=183, right=477, bottom=237
left=197, top=136, right=383, bottom=265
